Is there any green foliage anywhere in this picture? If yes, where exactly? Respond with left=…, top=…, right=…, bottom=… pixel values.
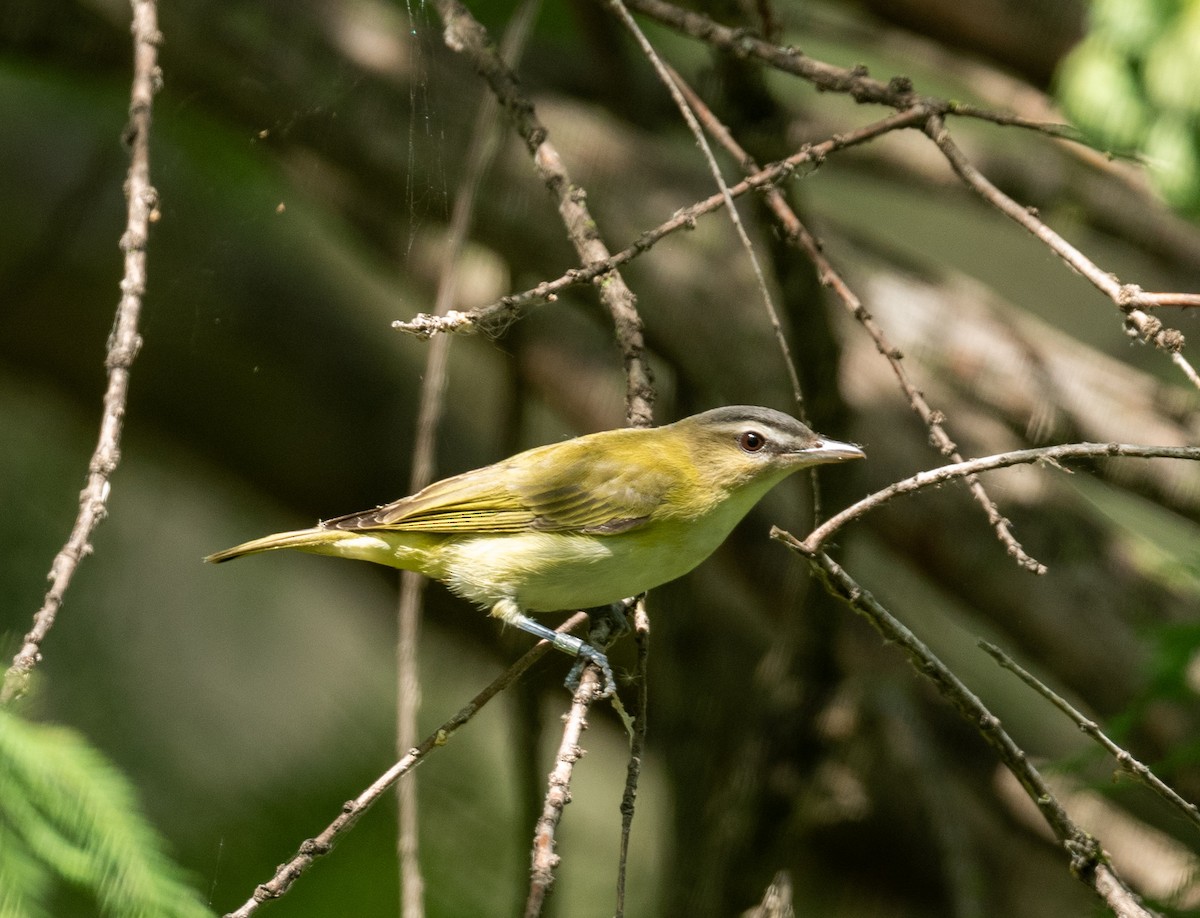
left=1057, top=0, right=1200, bottom=213
left=0, top=709, right=213, bottom=918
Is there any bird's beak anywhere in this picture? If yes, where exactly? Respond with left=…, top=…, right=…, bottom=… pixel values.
left=803, top=437, right=865, bottom=462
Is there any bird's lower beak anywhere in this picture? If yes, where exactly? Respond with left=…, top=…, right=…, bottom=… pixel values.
left=806, top=438, right=865, bottom=462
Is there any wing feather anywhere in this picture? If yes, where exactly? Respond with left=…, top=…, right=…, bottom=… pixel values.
left=323, top=432, right=680, bottom=536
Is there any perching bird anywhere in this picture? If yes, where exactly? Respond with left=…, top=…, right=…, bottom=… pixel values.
left=207, top=406, right=863, bottom=693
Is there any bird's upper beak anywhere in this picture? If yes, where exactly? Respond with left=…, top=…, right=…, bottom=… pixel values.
left=802, top=437, right=865, bottom=462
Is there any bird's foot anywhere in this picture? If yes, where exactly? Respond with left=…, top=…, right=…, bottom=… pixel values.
left=565, top=645, right=617, bottom=698
left=494, top=601, right=621, bottom=698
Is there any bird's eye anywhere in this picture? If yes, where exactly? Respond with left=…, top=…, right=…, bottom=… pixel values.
left=739, top=430, right=766, bottom=452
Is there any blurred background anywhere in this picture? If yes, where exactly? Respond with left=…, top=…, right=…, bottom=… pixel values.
left=3, top=0, right=1200, bottom=915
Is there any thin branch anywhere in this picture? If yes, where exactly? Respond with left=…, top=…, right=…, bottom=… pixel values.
left=658, top=65, right=805, bottom=404
left=222, top=613, right=589, bottom=918
left=943, top=101, right=1085, bottom=140
left=622, top=0, right=1096, bottom=146
left=1, top=0, right=162, bottom=705
left=795, top=442, right=1200, bottom=554
left=525, top=663, right=604, bottom=917
left=615, top=598, right=650, bottom=918
left=777, top=547, right=1160, bottom=918
left=523, top=603, right=628, bottom=916
left=394, top=569, right=425, bottom=918
left=611, top=0, right=1200, bottom=384
left=923, top=114, right=1200, bottom=390
left=432, top=0, right=653, bottom=426
left=980, top=641, right=1200, bottom=834
left=394, top=107, right=926, bottom=338
left=921, top=117, right=1144, bottom=297
left=625, top=0, right=910, bottom=105
left=1129, top=290, right=1200, bottom=308
left=607, top=3, right=805, bottom=411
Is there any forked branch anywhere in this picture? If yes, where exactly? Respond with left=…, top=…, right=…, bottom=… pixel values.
left=795, top=441, right=1200, bottom=552
left=394, top=108, right=925, bottom=338
left=776, top=546, right=1161, bottom=918
left=224, top=614, right=588, bottom=918
left=981, top=641, right=1200, bottom=834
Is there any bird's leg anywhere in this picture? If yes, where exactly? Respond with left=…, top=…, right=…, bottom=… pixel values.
left=563, top=598, right=637, bottom=694
left=492, top=599, right=616, bottom=697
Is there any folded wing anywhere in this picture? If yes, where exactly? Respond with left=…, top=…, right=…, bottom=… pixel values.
left=323, top=437, right=678, bottom=536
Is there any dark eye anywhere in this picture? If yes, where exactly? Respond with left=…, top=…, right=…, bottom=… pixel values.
left=739, top=430, right=766, bottom=452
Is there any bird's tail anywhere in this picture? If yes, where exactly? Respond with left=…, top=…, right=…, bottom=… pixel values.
left=205, top=527, right=392, bottom=564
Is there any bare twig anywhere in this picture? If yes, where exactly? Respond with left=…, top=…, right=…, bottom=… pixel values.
left=626, top=0, right=911, bottom=105
left=222, top=613, right=589, bottom=918
left=394, top=108, right=925, bottom=338
left=523, top=605, right=628, bottom=916
left=609, top=0, right=1200, bottom=386
left=606, top=3, right=805, bottom=412
left=525, top=663, right=604, bottom=917
left=1, top=0, right=162, bottom=705
left=615, top=598, right=650, bottom=918
left=795, top=442, right=1200, bottom=553
left=432, top=0, right=653, bottom=426
left=775, top=546, right=1160, bottom=918
left=622, top=0, right=1085, bottom=143
left=394, top=567, right=425, bottom=918
left=980, top=641, right=1200, bottom=834
left=943, top=101, right=1085, bottom=140
left=1130, top=290, right=1200, bottom=308
left=658, top=66, right=806, bottom=404
left=922, top=115, right=1200, bottom=389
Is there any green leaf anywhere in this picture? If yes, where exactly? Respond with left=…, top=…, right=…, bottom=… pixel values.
left=0, top=709, right=213, bottom=918
left=1143, top=4, right=1200, bottom=114
left=1145, top=113, right=1200, bottom=208
left=1090, top=0, right=1178, bottom=56
left=1057, top=37, right=1148, bottom=149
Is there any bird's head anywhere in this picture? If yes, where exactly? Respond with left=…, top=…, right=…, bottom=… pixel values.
left=671, top=405, right=864, bottom=495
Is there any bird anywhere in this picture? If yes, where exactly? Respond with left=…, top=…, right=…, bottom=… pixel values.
left=206, top=406, right=864, bottom=694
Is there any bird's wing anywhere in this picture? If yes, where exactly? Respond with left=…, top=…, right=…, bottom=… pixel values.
left=323, top=438, right=679, bottom=536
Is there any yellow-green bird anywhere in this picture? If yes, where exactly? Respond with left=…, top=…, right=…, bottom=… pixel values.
left=207, top=406, right=863, bottom=692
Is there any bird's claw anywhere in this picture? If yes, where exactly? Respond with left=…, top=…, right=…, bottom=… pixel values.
left=565, top=646, right=617, bottom=698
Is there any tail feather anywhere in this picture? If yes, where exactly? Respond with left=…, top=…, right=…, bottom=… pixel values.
left=205, top=528, right=364, bottom=564
left=205, top=527, right=439, bottom=570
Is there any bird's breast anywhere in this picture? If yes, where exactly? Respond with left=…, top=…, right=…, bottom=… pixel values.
left=435, top=495, right=758, bottom=613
